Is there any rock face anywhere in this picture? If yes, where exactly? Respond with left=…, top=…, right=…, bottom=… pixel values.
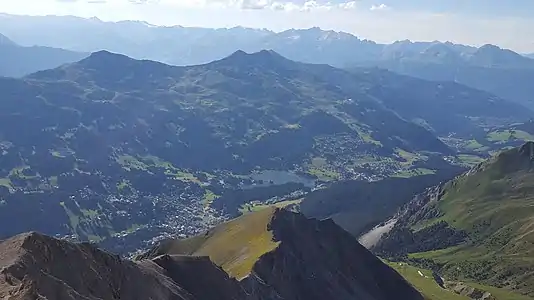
left=372, top=184, right=469, bottom=257
left=144, top=208, right=424, bottom=300
left=0, top=210, right=424, bottom=300
left=0, top=232, right=185, bottom=299
left=0, top=232, right=240, bottom=300
left=244, top=210, right=424, bottom=300
left=444, top=281, right=496, bottom=300
left=150, top=255, right=249, bottom=300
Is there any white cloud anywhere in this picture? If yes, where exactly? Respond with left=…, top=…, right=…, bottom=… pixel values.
left=240, top=0, right=271, bottom=9
left=222, top=0, right=359, bottom=11
left=56, top=0, right=108, bottom=2
left=338, top=1, right=356, bottom=10
left=134, top=0, right=358, bottom=11
left=370, top=3, right=389, bottom=11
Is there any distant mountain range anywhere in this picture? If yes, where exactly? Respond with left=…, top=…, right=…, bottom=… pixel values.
left=0, top=33, right=15, bottom=46
left=0, top=32, right=87, bottom=77
left=2, top=13, right=534, bottom=109
left=3, top=14, right=529, bottom=68
left=3, top=14, right=529, bottom=69
left=352, top=42, right=534, bottom=110
left=0, top=14, right=271, bottom=66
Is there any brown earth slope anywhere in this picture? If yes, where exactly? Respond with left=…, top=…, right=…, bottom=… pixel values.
left=0, top=232, right=244, bottom=300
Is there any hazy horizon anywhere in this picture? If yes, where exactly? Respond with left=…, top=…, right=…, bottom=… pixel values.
left=1, top=0, right=533, bottom=53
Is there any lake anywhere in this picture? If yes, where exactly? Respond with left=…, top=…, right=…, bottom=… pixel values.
left=246, top=170, right=316, bottom=188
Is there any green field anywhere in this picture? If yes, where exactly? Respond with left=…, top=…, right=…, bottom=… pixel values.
left=160, top=207, right=280, bottom=279
left=202, top=189, right=219, bottom=206
left=389, top=262, right=534, bottom=300
left=393, top=168, right=436, bottom=178
left=0, top=178, right=13, bottom=191
left=239, top=199, right=302, bottom=214
left=463, top=139, right=490, bottom=152
left=487, top=130, right=534, bottom=142
left=389, top=262, right=469, bottom=300
left=456, top=154, right=485, bottom=166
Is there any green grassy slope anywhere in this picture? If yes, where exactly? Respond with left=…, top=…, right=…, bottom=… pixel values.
left=389, top=263, right=470, bottom=300
left=144, top=207, right=279, bottom=279
left=389, top=262, right=534, bottom=300
left=380, top=142, right=534, bottom=295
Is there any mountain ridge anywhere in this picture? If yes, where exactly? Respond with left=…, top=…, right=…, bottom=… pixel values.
left=0, top=49, right=530, bottom=251
left=352, top=42, right=534, bottom=109
left=0, top=33, right=15, bottom=46
left=141, top=207, right=424, bottom=300
left=1, top=13, right=530, bottom=69
left=0, top=231, right=199, bottom=300
left=25, top=49, right=457, bottom=157
left=0, top=31, right=87, bottom=77
left=374, top=142, right=534, bottom=296
left=0, top=209, right=424, bottom=300
left=468, top=44, right=534, bottom=68
left=3, top=13, right=534, bottom=108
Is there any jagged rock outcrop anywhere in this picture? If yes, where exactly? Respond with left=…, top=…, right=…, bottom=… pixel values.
left=444, top=281, right=496, bottom=300
left=0, top=232, right=193, bottom=300
left=371, top=183, right=468, bottom=257
left=394, top=184, right=446, bottom=227
left=0, top=209, right=424, bottom=300
left=246, top=210, right=424, bottom=300
left=144, top=208, right=424, bottom=300
left=0, top=233, right=242, bottom=300
left=150, top=255, right=250, bottom=300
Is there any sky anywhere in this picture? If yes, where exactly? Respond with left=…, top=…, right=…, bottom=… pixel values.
left=1, top=0, right=534, bottom=52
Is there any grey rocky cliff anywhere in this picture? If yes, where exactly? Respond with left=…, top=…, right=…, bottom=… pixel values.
left=242, top=210, right=423, bottom=300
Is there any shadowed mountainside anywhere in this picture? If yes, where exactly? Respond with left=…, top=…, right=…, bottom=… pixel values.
left=0, top=209, right=423, bottom=300
left=300, top=167, right=463, bottom=236
left=0, top=32, right=87, bottom=77
left=0, top=49, right=529, bottom=253
left=141, top=208, right=424, bottom=300
left=375, top=142, right=534, bottom=296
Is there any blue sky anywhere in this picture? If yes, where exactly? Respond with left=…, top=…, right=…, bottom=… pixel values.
left=364, top=0, right=534, bottom=17
left=1, top=0, right=533, bottom=52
